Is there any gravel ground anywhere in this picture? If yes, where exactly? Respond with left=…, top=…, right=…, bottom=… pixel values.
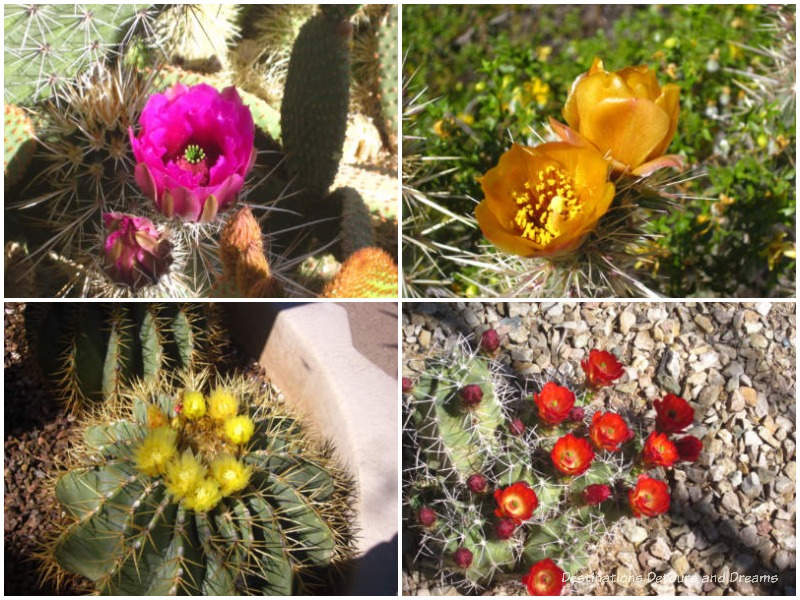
left=402, top=301, right=796, bottom=596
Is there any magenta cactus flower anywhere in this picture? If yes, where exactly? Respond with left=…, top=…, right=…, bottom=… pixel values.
left=103, top=212, right=171, bottom=288
left=130, top=83, right=256, bottom=222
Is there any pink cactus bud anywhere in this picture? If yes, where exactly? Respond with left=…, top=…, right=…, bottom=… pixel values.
left=418, top=506, right=436, bottom=527
left=454, top=547, right=473, bottom=569
left=480, top=328, right=500, bottom=352
left=402, top=377, right=414, bottom=393
left=568, top=406, right=585, bottom=422
left=583, top=483, right=612, bottom=505
left=103, top=212, right=171, bottom=288
left=509, top=418, right=525, bottom=436
left=467, top=474, right=487, bottom=494
left=495, top=518, right=516, bottom=540
left=459, top=384, right=483, bottom=407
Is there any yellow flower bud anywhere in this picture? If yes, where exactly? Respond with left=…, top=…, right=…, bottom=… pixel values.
left=182, top=390, right=206, bottom=420
left=134, top=426, right=178, bottom=476
left=183, top=478, right=222, bottom=512
left=164, top=450, right=206, bottom=499
left=208, top=388, right=238, bottom=421
left=223, top=415, right=255, bottom=445
left=210, top=455, right=252, bottom=496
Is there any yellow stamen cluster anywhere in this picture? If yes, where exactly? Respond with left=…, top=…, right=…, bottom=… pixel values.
left=208, top=388, right=238, bottom=421
left=164, top=450, right=206, bottom=498
left=183, top=478, right=223, bottom=512
left=512, top=165, right=580, bottom=246
left=182, top=390, right=206, bottom=420
left=223, top=415, right=255, bottom=445
left=134, top=426, right=177, bottom=476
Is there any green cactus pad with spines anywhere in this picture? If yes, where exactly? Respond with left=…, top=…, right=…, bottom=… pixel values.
left=4, top=103, right=36, bottom=186
left=44, top=370, right=354, bottom=595
left=3, top=4, right=146, bottom=104
left=27, top=303, right=227, bottom=412
left=376, top=6, right=397, bottom=151
left=333, top=186, right=375, bottom=258
left=150, top=66, right=281, bottom=141
left=281, top=13, right=351, bottom=199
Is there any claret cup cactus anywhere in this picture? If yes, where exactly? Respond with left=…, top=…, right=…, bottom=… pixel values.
left=403, top=336, right=702, bottom=594
left=40, top=369, right=354, bottom=594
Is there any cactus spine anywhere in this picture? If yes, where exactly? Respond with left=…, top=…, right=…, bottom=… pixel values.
left=40, top=369, right=354, bottom=594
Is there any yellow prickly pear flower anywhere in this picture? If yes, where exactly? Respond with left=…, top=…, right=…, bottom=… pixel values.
left=182, top=390, right=206, bottom=420
left=134, top=426, right=178, bottom=476
left=183, top=478, right=222, bottom=512
left=208, top=388, right=238, bottom=421
left=164, top=450, right=206, bottom=500
left=223, top=415, right=255, bottom=445
left=210, top=454, right=252, bottom=496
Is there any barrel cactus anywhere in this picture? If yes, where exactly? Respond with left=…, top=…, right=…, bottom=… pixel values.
left=404, top=336, right=692, bottom=592
left=40, top=369, right=354, bottom=594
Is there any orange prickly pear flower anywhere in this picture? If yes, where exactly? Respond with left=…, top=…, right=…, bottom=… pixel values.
left=589, top=411, right=631, bottom=452
left=533, top=382, right=575, bottom=425
left=554, top=57, right=683, bottom=176
left=476, top=142, right=615, bottom=257
left=628, top=473, right=670, bottom=517
left=551, top=433, right=594, bottom=476
left=493, top=481, right=538, bottom=524
left=642, top=431, right=679, bottom=467
left=581, top=349, right=625, bottom=387
left=522, top=558, right=565, bottom=595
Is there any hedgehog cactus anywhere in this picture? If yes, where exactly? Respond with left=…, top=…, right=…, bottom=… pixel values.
left=404, top=337, right=649, bottom=591
left=323, top=247, right=398, bottom=298
left=27, top=303, right=227, bottom=411
left=41, top=369, right=354, bottom=594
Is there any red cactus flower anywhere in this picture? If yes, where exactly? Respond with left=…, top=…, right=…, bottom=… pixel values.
left=103, top=212, right=172, bottom=288
left=583, top=483, right=612, bottom=505
left=654, top=394, right=694, bottom=433
left=581, top=349, right=625, bottom=387
left=589, top=411, right=631, bottom=452
left=402, top=377, right=413, bottom=393
left=551, top=434, right=594, bottom=476
left=642, top=431, right=679, bottom=467
left=495, top=518, right=517, bottom=540
left=522, top=558, right=565, bottom=595
left=467, top=474, right=488, bottom=494
left=494, top=481, right=538, bottom=524
left=481, top=328, right=500, bottom=352
left=509, top=418, right=525, bottom=436
left=674, top=435, right=703, bottom=462
left=418, top=506, right=436, bottom=527
left=568, top=406, right=585, bottom=422
left=454, top=547, right=473, bottom=569
left=459, top=384, right=483, bottom=408
left=628, top=474, right=670, bottom=517
left=533, top=382, right=575, bottom=425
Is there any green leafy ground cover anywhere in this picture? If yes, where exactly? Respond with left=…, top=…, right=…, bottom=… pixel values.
left=403, top=4, right=795, bottom=297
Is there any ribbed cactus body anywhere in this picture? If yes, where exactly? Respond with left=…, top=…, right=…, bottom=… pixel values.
left=323, top=247, right=398, bottom=298
left=4, top=103, right=36, bottom=186
left=28, top=303, right=226, bottom=411
left=281, top=12, right=351, bottom=199
left=44, top=370, right=353, bottom=594
left=334, top=186, right=375, bottom=258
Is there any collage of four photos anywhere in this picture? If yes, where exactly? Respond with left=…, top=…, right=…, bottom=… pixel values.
left=3, top=2, right=796, bottom=597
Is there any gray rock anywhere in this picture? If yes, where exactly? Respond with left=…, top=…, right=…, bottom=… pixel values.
left=620, top=309, right=636, bottom=334
left=741, top=472, right=762, bottom=498
left=740, top=525, right=759, bottom=547
left=721, top=491, right=741, bottom=512
left=634, top=329, right=654, bottom=350
left=698, top=384, right=722, bottom=407
left=623, top=521, right=648, bottom=545
left=774, top=549, right=792, bottom=571
left=672, top=554, right=690, bottom=576
left=418, top=329, right=431, bottom=349
left=508, top=303, right=529, bottom=318
left=694, top=314, right=714, bottom=333
left=650, top=536, right=672, bottom=560
left=744, top=430, right=761, bottom=447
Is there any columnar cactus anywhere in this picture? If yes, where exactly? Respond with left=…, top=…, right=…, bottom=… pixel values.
left=335, top=186, right=376, bottom=258
left=404, top=337, right=698, bottom=592
left=40, top=369, right=354, bottom=594
left=27, top=303, right=227, bottom=411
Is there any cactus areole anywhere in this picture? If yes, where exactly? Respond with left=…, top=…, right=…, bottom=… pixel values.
left=45, top=371, right=353, bottom=594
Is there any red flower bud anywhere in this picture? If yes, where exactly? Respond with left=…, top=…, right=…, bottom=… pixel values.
left=674, top=435, right=703, bottom=462
left=480, top=328, right=500, bottom=352
left=467, top=473, right=488, bottom=493
left=402, top=377, right=414, bottom=393
left=495, top=518, right=516, bottom=540
left=583, top=483, right=612, bottom=505
left=509, top=418, right=525, bottom=436
left=568, top=406, right=585, bottom=422
left=522, top=558, right=565, bottom=595
left=418, top=506, right=436, bottom=527
left=654, top=394, right=694, bottom=433
left=533, top=382, right=575, bottom=425
left=454, top=547, right=473, bottom=568
left=459, top=384, right=483, bottom=408
left=581, top=349, right=625, bottom=387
